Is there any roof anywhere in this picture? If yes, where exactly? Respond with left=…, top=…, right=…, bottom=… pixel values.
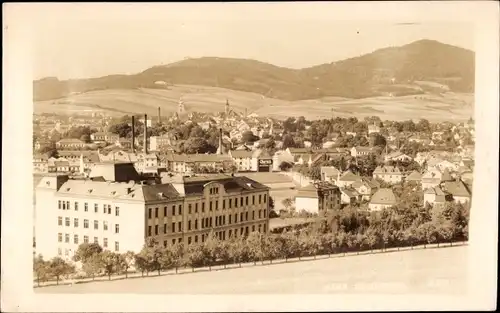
left=441, top=168, right=454, bottom=182
left=296, top=184, right=318, bottom=198
left=370, top=188, right=397, bottom=205
left=406, top=170, right=423, bottom=181
left=443, top=180, right=471, bottom=198
left=353, top=146, right=376, bottom=152
left=166, top=153, right=232, bottom=163
left=340, top=188, right=359, bottom=198
left=338, top=171, right=362, bottom=182
left=230, top=150, right=254, bottom=158
left=88, top=162, right=142, bottom=182
left=320, top=166, right=340, bottom=177
left=57, top=138, right=85, bottom=144
left=287, top=148, right=311, bottom=155
left=373, top=165, right=402, bottom=175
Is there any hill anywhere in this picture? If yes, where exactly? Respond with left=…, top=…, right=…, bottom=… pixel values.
left=33, top=40, right=475, bottom=101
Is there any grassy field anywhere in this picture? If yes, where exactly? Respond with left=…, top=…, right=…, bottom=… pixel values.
left=33, top=85, right=474, bottom=122
left=36, top=245, right=468, bottom=294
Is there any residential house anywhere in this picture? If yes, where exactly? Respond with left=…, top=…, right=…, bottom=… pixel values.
left=336, top=171, right=362, bottom=188
left=135, top=153, right=160, bottom=173
left=405, top=170, right=423, bottom=184
left=115, top=138, right=133, bottom=150
left=252, top=149, right=274, bottom=172
left=368, top=124, right=381, bottom=134
left=369, top=188, right=397, bottom=211
left=442, top=179, right=472, bottom=204
left=272, top=150, right=295, bottom=171
left=295, top=182, right=341, bottom=215
left=229, top=150, right=254, bottom=172
left=436, top=160, right=459, bottom=172
left=339, top=187, right=362, bottom=205
left=384, top=151, right=413, bottom=163
left=56, top=139, right=86, bottom=149
left=322, top=141, right=336, bottom=149
left=351, top=178, right=379, bottom=201
left=90, top=132, right=119, bottom=144
left=235, top=144, right=252, bottom=151
left=150, top=135, right=175, bottom=151
left=165, top=153, right=233, bottom=174
left=421, top=167, right=443, bottom=189
left=320, top=166, right=341, bottom=183
left=423, top=186, right=453, bottom=207
left=407, top=134, right=431, bottom=144
left=350, top=146, right=378, bottom=157
left=33, top=154, right=49, bottom=173
left=372, top=166, right=403, bottom=184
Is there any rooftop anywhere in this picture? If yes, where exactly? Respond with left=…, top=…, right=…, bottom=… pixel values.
left=370, top=188, right=397, bottom=205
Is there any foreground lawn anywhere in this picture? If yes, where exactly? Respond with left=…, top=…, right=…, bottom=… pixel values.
left=36, top=245, right=468, bottom=294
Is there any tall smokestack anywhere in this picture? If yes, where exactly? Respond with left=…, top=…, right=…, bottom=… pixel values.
left=131, top=116, right=136, bottom=153
left=144, top=114, right=148, bottom=154
left=158, top=107, right=161, bottom=125
left=218, top=128, right=223, bottom=155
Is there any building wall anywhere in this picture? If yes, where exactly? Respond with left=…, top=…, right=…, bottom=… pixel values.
left=374, top=173, right=403, bottom=184
left=368, top=203, right=392, bottom=212
left=423, top=193, right=436, bottom=206
left=454, top=196, right=470, bottom=204
left=295, top=196, right=319, bottom=214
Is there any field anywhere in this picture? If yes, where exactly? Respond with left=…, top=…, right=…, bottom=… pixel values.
left=33, top=85, right=474, bottom=122
left=36, top=245, right=468, bottom=294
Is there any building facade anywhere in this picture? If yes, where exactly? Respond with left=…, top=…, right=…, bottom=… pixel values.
left=34, top=168, right=270, bottom=261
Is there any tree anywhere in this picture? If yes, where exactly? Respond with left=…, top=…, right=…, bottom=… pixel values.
left=73, top=243, right=103, bottom=263
left=418, top=222, right=438, bottom=248
left=33, top=254, right=50, bottom=286
left=281, top=198, right=293, bottom=211
left=282, top=134, right=296, bottom=149
left=308, top=166, right=322, bottom=180
left=216, top=240, right=232, bottom=269
left=180, top=137, right=214, bottom=154
left=101, top=250, right=121, bottom=280
left=246, top=232, right=264, bottom=265
left=203, top=231, right=220, bottom=271
left=134, top=253, right=148, bottom=277
left=241, top=130, right=259, bottom=144
left=167, top=242, right=185, bottom=274
left=227, top=236, right=247, bottom=267
left=48, top=257, right=75, bottom=285
left=82, top=254, right=102, bottom=280
left=437, top=221, right=456, bottom=247
left=279, top=161, right=293, bottom=171
left=184, top=243, right=205, bottom=271
left=364, top=228, right=380, bottom=253
left=404, top=225, right=419, bottom=249
left=119, top=251, right=136, bottom=278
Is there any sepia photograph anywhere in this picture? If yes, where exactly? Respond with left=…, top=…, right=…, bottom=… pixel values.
left=2, top=2, right=498, bottom=312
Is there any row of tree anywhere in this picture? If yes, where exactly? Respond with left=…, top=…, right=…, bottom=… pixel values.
left=34, top=195, right=469, bottom=286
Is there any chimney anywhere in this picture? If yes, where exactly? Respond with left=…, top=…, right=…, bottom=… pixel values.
left=158, top=107, right=161, bottom=125
left=131, top=116, right=135, bottom=153
left=143, top=114, right=148, bottom=154
left=218, top=128, right=223, bottom=155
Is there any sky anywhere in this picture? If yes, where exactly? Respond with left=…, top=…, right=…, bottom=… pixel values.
left=23, top=3, right=475, bottom=80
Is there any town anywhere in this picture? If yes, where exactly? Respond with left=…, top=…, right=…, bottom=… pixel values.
left=32, top=97, right=473, bottom=286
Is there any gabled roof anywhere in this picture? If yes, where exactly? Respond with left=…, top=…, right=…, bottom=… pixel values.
left=340, top=188, right=359, bottom=198
left=406, top=170, right=423, bottom=181
left=338, top=171, right=361, bottom=182
left=373, top=165, right=402, bottom=175
left=443, top=180, right=471, bottom=198
left=296, top=184, right=319, bottom=198
left=230, top=150, right=254, bottom=158
left=320, top=166, right=340, bottom=177
left=370, top=188, right=397, bottom=205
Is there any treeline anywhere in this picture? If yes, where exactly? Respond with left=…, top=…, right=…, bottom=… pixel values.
left=34, top=198, right=469, bottom=287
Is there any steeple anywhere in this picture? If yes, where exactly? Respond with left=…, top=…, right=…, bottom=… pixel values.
left=178, top=97, right=186, bottom=115
left=225, top=98, right=230, bottom=115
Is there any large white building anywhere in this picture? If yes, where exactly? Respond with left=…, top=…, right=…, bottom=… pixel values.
left=34, top=163, right=271, bottom=261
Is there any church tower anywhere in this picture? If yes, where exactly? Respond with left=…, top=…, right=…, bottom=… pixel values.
left=178, top=97, right=186, bottom=115
left=225, top=98, right=230, bottom=115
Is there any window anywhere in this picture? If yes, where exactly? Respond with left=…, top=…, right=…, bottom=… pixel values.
left=65, top=249, right=69, bottom=256
left=155, top=225, right=158, bottom=235
left=258, top=210, right=262, bottom=219
left=103, top=221, right=108, bottom=231
left=229, top=229, right=232, bottom=237
left=258, top=224, right=262, bottom=232
left=252, top=195, right=255, bottom=205
left=172, top=205, right=176, bottom=216
left=58, top=248, right=62, bottom=256
left=172, top=238, right=176, bottom=245
left=195, top=203, right=198, bottom=213
left=252, top=211, right=255, bottom=220
left=84, top=202, right=88, bottom=212
left=172, top=223, right=175, bottom=233
left=188, top=204, right=192, bottom=214
left=195, top=219, right=198, bottom=230
left=188, top=220, right=191, bottom=230
left=164, top=223, right=167, bottom=234
left=264, top=210, right=267, bottom=218
left=246, top=196, right=249, bottom=205
left=103, top=238, right=108, bottom=248
left=229, top=215, right=232, bottom=224
left=235, top=214, right=238, bottom=223
left=240, top=197, right=243, bottom=207
left=163, top=240, right=168, bottom=247
left=103, top=204, right=106, bottom=213
left=202, top=202, right=205, bottom=212
left=240, top=213, right=244, bottom=221
left=108, top=205, right=111, bottom=214
left=94, top=204, right=98, bottom=213
left=58, top=200, right=62, bottom=210
left=115, top=224, right=120, bottom=234
left=74, top=234, right=79, bottom=244
left=74, top=218, right=79, bottom=228
left=148, top=226, right=152, bottom=236
left=58, top=233, right=62, bottom=242
left=164, top=206, right=167, bottom=216
left=188, top=237, right=192, bottom=245
left=252, top=225, right=255, bottom=232
left=65, top=234, right=69, bottom=243
left=58, top=216, right=62, bottom=226
left=94, top=220, right=98, bottom=230
left=66, top=201, right=70, bottom=210
left=229, top=199, right=232, bottom=208
left=65, top=217, right=70, bottom=227
left=75, top=202, right=79, bottom=211
left=209, top=201, right=212, bottom=211
left=148, top=208, right=152, bottom=219
left=115, top=241, right=119, bottom=252
left=155, top=207, right=158, bottom=218
left=264, top=224, right=267, bottom=232
left=264, top=194, right=267, bottom=203
left=215, top=201, right=218, bottom=210
left=259, top=195, right=262, bottom=204
left=178, top=205, right=182, bottom=215
left=115, top=207, right=120, bottom=216
left=84, top=219, right=89, bottom=228
left=215, top=217, right=218, bottom=227
left=178, top=222, right=182, bottom=232
left=84, top=235, right=89, bottom=243
left=195, top=235, right=198, bottom=243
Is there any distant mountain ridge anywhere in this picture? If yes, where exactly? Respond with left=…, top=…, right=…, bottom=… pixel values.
left=33, top=39, right=475, bottom=101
